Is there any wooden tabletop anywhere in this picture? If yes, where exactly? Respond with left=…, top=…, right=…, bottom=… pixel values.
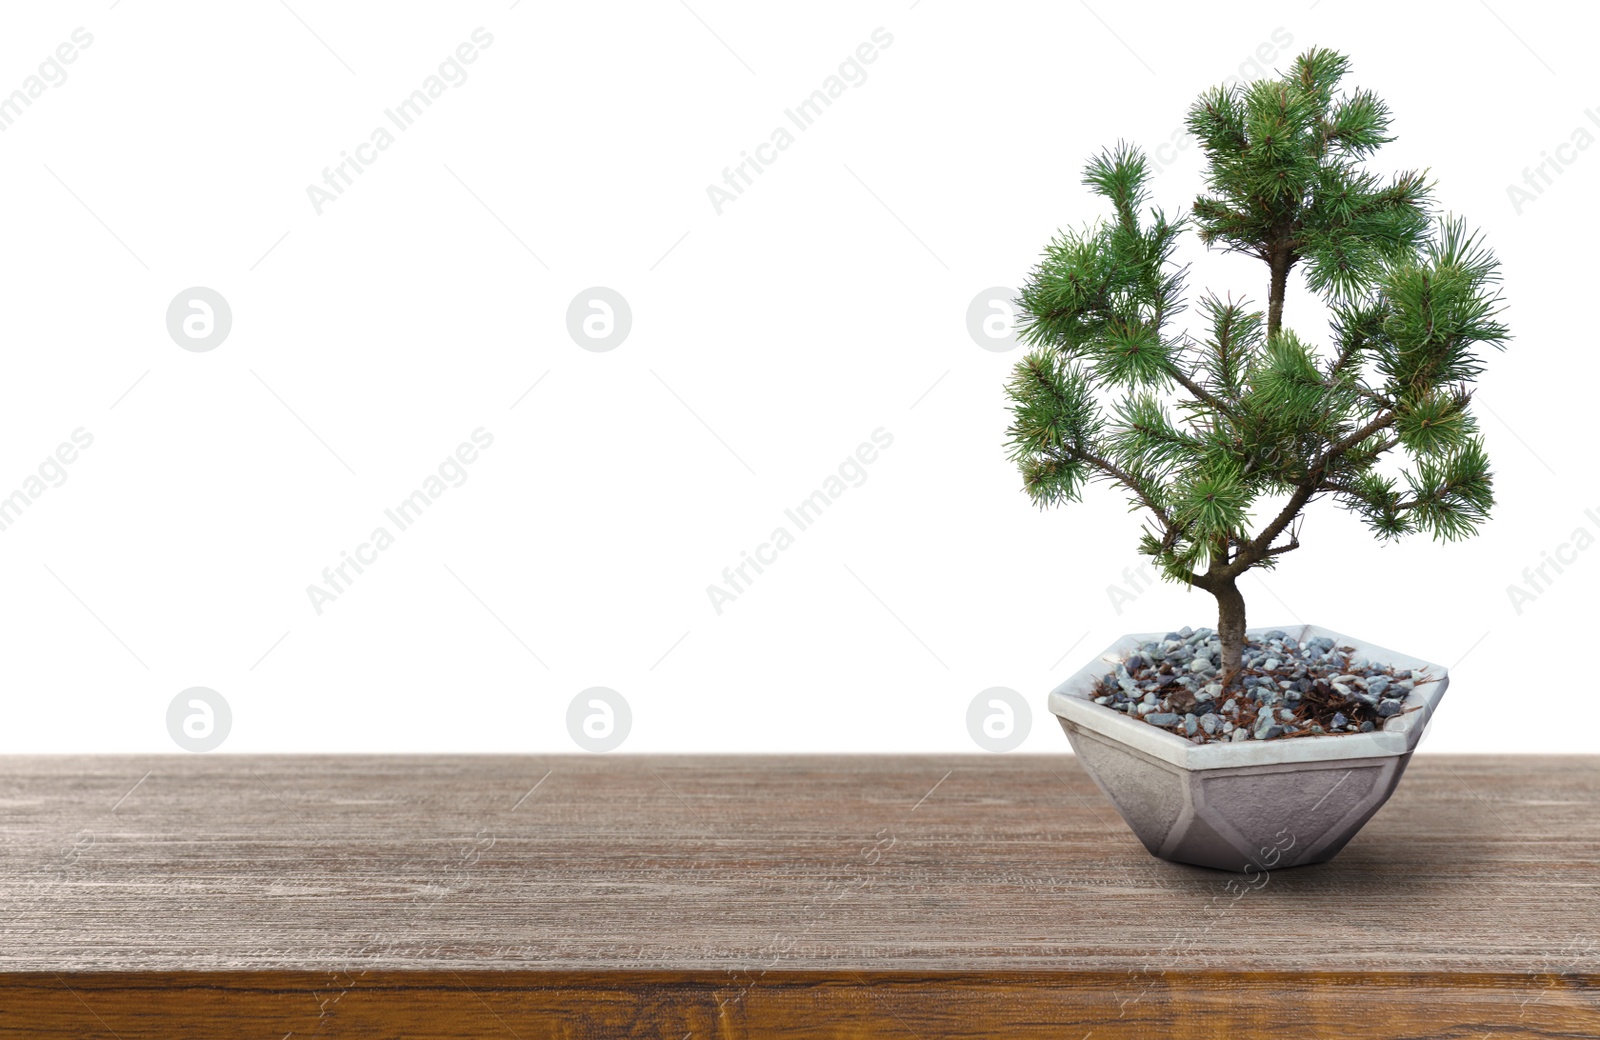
left=3, top=754, right=1597, bottom=1038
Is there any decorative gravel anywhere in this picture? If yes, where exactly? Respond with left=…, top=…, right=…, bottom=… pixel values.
left=1092, top=627, right=1430, bottom=744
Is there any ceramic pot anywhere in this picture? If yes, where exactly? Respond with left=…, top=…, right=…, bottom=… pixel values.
left=1049, top=624, right=1448, bottom=871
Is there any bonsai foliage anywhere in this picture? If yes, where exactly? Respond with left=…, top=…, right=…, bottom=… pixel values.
left=1006, top=48, right=1509, bottom=677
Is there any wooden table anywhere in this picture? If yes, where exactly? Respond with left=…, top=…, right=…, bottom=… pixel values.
left=2, top=754, right=1596, bottom=1038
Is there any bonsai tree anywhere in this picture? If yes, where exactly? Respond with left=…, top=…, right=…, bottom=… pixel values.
left=1005, top=47, right=1509, bottom=680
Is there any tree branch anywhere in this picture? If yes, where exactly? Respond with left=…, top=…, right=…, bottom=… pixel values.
left=1165, top=341, right=1242, bottom=421
left=1057, top=445, right=1182, bottom=538
left=1221, top=409, right=1397, bottom=578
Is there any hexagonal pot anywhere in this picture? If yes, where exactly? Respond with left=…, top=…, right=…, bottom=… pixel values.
left=1049, top=624, right=1448, bottom=872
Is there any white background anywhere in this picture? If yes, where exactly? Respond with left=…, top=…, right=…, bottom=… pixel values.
left=0, top=1, right=1593, bottom=754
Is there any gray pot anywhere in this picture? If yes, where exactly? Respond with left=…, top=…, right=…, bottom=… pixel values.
left=1048, top=624, right=1448, bottom=872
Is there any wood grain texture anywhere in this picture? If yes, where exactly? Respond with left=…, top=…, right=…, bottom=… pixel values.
left=3, top=971, right=1598, bottom=1040
left=2, top=754, right=1597, bottom=1037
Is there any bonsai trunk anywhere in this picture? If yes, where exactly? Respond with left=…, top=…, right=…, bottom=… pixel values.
left=1267, top=250, right=1291, bottom=338
left=1211, top=577, right=1247, bottom=678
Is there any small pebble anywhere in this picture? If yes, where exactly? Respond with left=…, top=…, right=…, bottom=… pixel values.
left=1146, top=712, right=1180, bottom=727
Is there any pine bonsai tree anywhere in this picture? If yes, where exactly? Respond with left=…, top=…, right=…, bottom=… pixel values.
left=1006, top=47, right=1509, bottom=680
